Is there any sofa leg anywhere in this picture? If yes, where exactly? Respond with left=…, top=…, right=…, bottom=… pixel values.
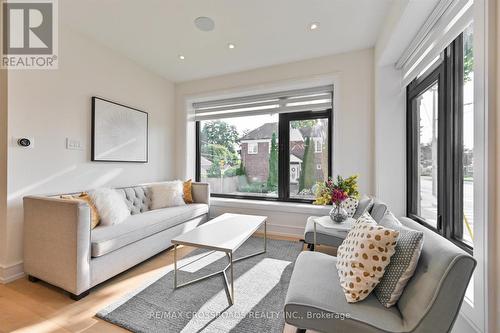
left=309, top=244, right=315, bottom=251
left=28, top=275, right=39, bottom=283
left=69, top=290, right=90, bottom=301
left=296, top=329, right=307, bottom=333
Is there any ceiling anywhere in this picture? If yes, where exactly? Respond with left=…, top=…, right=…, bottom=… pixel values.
left=61, top=0, right=394, bottom=82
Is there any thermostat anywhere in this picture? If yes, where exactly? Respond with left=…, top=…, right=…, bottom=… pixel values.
left=18, top=138, right=31, bottom=147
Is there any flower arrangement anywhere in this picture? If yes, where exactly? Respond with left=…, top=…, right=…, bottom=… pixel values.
left=313, top=175, right=360, bottom=206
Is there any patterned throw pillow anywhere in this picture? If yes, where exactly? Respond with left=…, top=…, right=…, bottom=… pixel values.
left=183, top=179, right=194, bottom=204
left=60, top=193, right=101, bottom=229
left=375, top=213, right=424, bottom=307
left=343, top=197, right=358, bottom=218
left=336, top=213, right=399, bottom=303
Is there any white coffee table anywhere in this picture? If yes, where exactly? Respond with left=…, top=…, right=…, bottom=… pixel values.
left=171, top=213, right=267, bottom=305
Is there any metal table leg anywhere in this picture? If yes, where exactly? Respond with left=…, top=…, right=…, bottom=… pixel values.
left=174, top=244, right=177, bottom=288
left=264, top=220, right=267, bottom=252
left=313, top=221, right=317, bottom=251
left=230, top=251, right=234, bottom=304
left=172, top=223, right=267, bottom=305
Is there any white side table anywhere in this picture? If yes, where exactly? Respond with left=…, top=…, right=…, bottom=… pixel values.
left=312, top=216, right=356, bottom=251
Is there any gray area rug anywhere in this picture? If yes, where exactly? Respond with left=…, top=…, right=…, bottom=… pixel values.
left=97, top=237, right=303, bottom=333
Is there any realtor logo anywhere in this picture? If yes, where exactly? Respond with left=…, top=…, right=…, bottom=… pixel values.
left=2, top=0, right=58, bottom=69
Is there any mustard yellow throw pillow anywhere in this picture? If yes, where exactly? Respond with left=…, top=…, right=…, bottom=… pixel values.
left=183, top=179, right=193, bottom=204
left=336, top=213, right=399, bottom=303
left=61, top=193, right=100, bottom=229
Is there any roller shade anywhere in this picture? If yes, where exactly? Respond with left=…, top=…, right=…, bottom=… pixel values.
left=193, top=85, right=333, bottom=121
left=397, top=0, right=473, bottom=87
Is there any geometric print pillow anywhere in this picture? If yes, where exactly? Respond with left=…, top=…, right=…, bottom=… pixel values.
left=375, top=213, right=424, bottom=307
left=343, top=197, right=358, bottom=218
left=336, top=213, right=399, bottom=303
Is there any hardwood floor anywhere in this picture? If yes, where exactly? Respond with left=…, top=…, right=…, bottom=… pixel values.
left=0, top=233, right=336, bottom=333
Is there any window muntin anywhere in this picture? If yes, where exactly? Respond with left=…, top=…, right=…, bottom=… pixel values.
left=314, top=138, right=322, bottom=153
left=247, top=142, right=259, bottom=155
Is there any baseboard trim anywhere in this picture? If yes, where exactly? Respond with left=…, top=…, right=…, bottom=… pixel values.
left=0, top=261, right=24, bottom=284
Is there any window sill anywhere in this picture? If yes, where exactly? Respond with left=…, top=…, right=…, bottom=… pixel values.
left=210, top=197, right=332, bottom=215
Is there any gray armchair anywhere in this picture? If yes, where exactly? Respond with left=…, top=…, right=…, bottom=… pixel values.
left=285, top=216, right=476, bottom=333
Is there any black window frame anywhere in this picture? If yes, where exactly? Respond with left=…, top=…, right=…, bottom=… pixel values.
left=195, top=109, right=333, bottom=204
left=406, top=33, right=473, bottom=254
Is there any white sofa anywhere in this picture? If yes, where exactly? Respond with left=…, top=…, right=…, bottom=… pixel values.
left=23, top=182, right=210, bottom=300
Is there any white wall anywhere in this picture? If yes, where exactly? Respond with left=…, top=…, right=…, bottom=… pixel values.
left=1, top=26, right=176, bottom=280
left=0, top=1, right=7, bottom=278
left=0, top=69, right=7, bottom=278
left=373, top=65, right=406, bottom=217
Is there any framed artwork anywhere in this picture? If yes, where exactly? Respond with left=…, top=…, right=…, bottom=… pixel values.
left=91, top=97, right=148, bottom=163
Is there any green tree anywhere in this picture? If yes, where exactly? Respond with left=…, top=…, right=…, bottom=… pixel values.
left=201, top=144, right=239, bottom=166
left=267, top=133, right=278, bottom=190
left=236, top=161, right=246, bottom=176
left=320, top=137, right=328, bottom=180
left=206, top=157, right=222, bottom=178
left=201, top=121, right=239, bottom=153
left=299, top=137, right=315, bottom=191
left=291, top=119, right=318, bottom=129
left=463, top=27, right=474, bottom=82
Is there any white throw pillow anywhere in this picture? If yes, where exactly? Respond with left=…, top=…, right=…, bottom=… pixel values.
left=150, top=181, right=186, bottom=210
left=90, top=188, right=130, bottom=226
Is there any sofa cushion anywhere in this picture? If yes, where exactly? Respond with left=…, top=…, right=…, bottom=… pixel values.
left=115, top=186, right=152, bottom=215
left=91, top=203, right=208, bottom=257
left=285, top=251, right=404, bottom=333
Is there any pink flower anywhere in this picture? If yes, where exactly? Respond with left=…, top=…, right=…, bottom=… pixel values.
left=331, top=188, right=348, bottom=205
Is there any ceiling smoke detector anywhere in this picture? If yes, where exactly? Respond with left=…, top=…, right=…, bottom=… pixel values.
left=194, top=17, right=215, bottom=32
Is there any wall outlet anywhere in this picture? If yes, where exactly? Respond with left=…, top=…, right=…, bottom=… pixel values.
left=66, top=138, right=84, bottom=151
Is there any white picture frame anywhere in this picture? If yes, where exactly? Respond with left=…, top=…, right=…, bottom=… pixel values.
left=91, top=97, right=148, bottom=163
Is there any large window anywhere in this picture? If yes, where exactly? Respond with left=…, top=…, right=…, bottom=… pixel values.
left=195, top=86, right=333, bottom=202
left=407, top=26, right=474, bottom=252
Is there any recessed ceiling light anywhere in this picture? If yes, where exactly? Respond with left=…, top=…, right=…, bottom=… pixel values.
left=309, top=22, right=320, bottom=30
left=194, top=16, right=215, bottom=32
left=228, top=43, right=235, bottom=49
left=178, top=55, right=185, bottom=60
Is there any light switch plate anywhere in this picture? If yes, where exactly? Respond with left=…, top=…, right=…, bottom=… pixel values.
left=66, top=138, right=84, bottom=151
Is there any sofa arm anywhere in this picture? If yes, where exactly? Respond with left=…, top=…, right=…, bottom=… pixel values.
left=191, top=182, right=210, bottom=205
left=23, top=196, right=91, bottom=295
